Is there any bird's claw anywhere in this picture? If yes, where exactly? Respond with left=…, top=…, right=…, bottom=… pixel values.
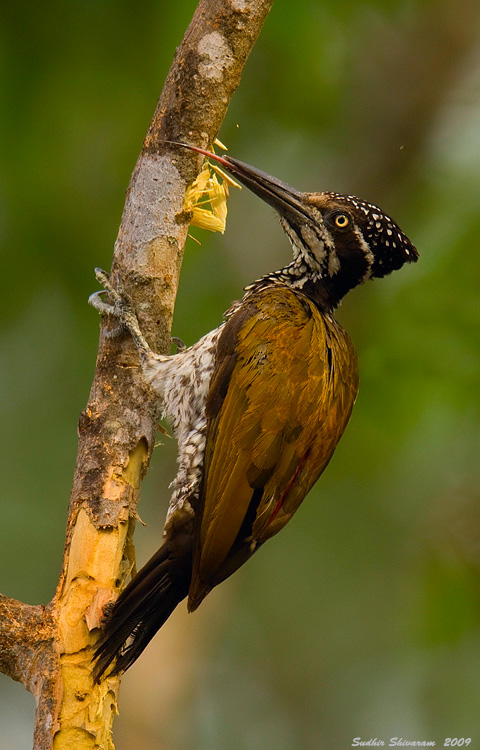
left=88, top=289, right=115, bottom=317
left=171, top=336, right=187, bottom=353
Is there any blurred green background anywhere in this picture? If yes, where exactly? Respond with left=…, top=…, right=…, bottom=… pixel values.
left=1, top=1, right=480, bottom=748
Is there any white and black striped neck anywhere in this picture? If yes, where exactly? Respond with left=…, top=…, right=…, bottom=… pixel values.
left=238, top=252, right=369, bottom=314
left=236, top=189, right=418, bottom=313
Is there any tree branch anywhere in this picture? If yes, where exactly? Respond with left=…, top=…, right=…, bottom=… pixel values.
left=0, top=596, right=54, bottom=689
left=0, top=1, right=274, bottom=748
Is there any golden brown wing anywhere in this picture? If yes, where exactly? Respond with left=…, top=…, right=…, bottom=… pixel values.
left=188, top=287, right=358, bottom=611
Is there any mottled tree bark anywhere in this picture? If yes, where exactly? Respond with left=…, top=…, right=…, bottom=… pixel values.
left=0, top=1, right=274, bottom=748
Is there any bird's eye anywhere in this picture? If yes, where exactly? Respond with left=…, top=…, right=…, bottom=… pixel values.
left=334, top=213, right=350, bottom=229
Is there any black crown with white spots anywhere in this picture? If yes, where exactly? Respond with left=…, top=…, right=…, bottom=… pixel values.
left=325, top=192, right=418, bottom=278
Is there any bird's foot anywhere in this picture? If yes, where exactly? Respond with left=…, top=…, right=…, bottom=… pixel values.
left=88, top=268, right=150, bottom=355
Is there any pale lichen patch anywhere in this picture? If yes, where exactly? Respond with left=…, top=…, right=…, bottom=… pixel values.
left=198, top=31, right=233, bottom=82
left=116, top=154, right=185, bottom=269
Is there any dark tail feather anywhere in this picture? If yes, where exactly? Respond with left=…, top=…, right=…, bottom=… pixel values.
left=93, top=528, right=192, bottom=681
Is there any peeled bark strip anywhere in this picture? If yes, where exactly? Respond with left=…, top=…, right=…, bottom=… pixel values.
left=0, top=2, right=274, bottom=748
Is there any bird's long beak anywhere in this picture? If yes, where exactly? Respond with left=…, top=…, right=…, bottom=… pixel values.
left=168, top=141, right=311, bottom=222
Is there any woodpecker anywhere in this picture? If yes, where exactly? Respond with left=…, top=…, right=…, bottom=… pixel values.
left=90, top=144, right=418, bottom=680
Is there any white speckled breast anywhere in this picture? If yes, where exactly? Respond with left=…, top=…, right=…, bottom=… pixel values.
left=142, top=325, right=224, bottom=528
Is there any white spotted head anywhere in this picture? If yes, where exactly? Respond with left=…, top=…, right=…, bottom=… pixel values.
left=320, top=192, right=418, bottom=279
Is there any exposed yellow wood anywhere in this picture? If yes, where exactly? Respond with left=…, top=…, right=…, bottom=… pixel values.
left=53, top=439, right=148, bottom=749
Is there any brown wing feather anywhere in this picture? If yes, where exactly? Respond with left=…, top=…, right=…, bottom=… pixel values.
left=188, top=287, right=358, bottom=610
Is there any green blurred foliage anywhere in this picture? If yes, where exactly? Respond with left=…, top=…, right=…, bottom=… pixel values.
left=1, top=0, right=480, bottom=747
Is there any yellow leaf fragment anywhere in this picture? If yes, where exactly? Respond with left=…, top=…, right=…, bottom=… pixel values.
left=210, top=163, right=241, bottom=189
left=184, top=150, right=241, bottom=235
left=214, top=137, right=228, bottom=151
left=187, top=163, right=211, bottom=197
left=208, top=177, right=229, bottom=225
left=190, top=207, right=225, bottom=233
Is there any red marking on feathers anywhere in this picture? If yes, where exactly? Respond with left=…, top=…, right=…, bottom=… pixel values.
left=266, top=448, right=311, bottom=528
